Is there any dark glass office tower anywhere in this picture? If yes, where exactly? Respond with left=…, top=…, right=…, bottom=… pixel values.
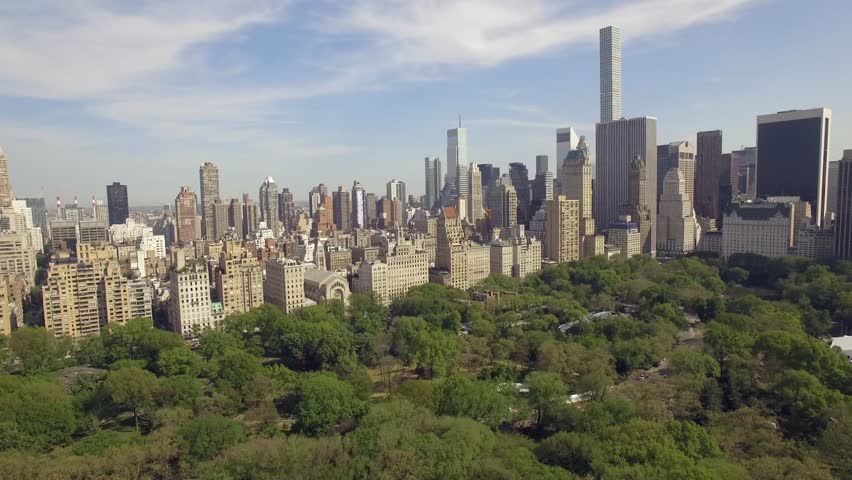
left=756, top=108, right=831, bottom=227
left=106, top=182, right=129, bottom=226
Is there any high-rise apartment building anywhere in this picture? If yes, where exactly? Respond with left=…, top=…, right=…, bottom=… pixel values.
left=199, top=162, right=220, bottom=240
left=607, top=219, right=641, bottom=259
left=264, top=258, right=305, bottom=313
left=22, top=198, right=47, bottom=228
left=508, top=163, right=531, bottom=226
left=599, top=26, right=622, bottom=123
left=560, top=136, right=601, bottom=258
left=43, top=260, right=145, bottom=338
left=353, top=242, right=430, bottom=305
left=595, top=117, right=657, bottom=247
left=656, top=168, right=696, bottom=255
left=617, top=155, right=654, bottom=255
left=489, top=184, right=518, bottom=232
left=835, top=152, right=852, bottom=258
left=424, top=157, right=442, bottom=211
left=228, top=199, right=244, bottom=239
left=215, top=242, right=264, bottom=316
left=489, top=236, right=542, bottom=278
left=432, top=208, right=489, bottom=290
left=532, top=155, right=553, bottom=218
left=478, top=164, right=501, bottom=210
left=386, top=179, right=406, bottom=203
left=468, top=164, right=484, bottom=223
left=106, top=182, right=129, bottom=226
left=446, top=127, right=468, bottom=194
left=695, top=130, right=724, bottom=222
left=213, top=200, right=230, bottom=240
left=259, top=177, right=280, bottom=237
left=0, top=147, right=11, bottom=209
left=365, top=192, right=378, bottom=227
left=168, top=260, right=221, bottom=337
left=544, top=196, right=580, bottom=264
left=657, top=141, right=696, bottom=210
left=174, top=186, right=199, bottom=244
left=333, top=186, right=352, bottom=232
left=0, top=233, right=36, bottom=285
left=756, top=108, right=832, bottom=227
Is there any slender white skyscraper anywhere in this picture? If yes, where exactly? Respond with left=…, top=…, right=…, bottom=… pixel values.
left=447, top=126, right=468, bottom=193
left=600, top=26, right=622, bottom=123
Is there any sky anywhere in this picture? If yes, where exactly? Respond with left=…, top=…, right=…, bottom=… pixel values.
left=1, top=0, right=851, bottom=207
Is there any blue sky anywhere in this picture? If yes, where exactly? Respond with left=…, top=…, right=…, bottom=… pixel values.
left=1, top=0, right=850, bottom=206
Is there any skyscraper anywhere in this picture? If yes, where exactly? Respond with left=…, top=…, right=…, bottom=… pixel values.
left=545, top=196, right=580, bottom=263
left=560, top=136, right=600, bottom=257
left=489, top=184, right=518, bottom=231
left=106, top=182, right=129, bottom=226
left=279, top=188, right=295, bottom=231
left=556, top=127, right=580, bottom=166
left=826, top=160, right=840, bottom=224
left=424, top=157, right=442, bottom=211
left=656, top=168, right=696, bottom=255
left=478, top=164, right=500, bottom=209
left=468, top=164, right=484, bottom=223
left=595, top=117, right=658, bottom=246
left=386, top=179, right=406, bottom=204
left=22, top=198, right=47, bottom=228
left=199, top=162, right=220, bottom=240
left=365, top=192, right=378, bottom=227
left=229, top=199, right=244, bottom=239
left=259, top=177, right=280, bottom=237
left=756, top=108, right=832, bottom=227
left=618, top=155, right=654, bottom=255
left=657, top=141, right=696, bottom=209
left=508, top=163, right=531, bottom=226
left=0, top=147, right=12, bottom=208
left=532, top=155, right=553, bottom=218
left=730, top=147, right=757, bottom=198
left=351, top=181, right=367, bottom=229
left=599, top=26, right=622, bottom=123
left=333, top=186, right=351, bottom=231
left=695, top=130, right=724, bottom=221
left=174, top=186, right=199, bottom=244
left=834, top=151, right=852, bottom=258
left=446, top=126, right=468, bottom=193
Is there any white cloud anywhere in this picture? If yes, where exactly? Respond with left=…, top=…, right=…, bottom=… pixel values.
left=0, top=0, right=282, bottom=98
left=318, top=0, right=754, bottom=74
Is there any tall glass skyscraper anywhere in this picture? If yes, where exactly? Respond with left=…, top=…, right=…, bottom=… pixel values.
left=756, top=108, right=832, bottom=227
left=446, top=127, right=467, bottom=194
left=106, top=182, right=129, bottom=226
left=424, top=157, right=441, bottom=210
left=599, top=26, right=622, bottom=123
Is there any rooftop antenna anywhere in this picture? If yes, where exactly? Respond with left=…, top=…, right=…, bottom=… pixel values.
left=56, top=196, right=61, bottom=212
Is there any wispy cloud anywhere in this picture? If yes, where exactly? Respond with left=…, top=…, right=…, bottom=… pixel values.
left=470, top=117, right=594, bottom=132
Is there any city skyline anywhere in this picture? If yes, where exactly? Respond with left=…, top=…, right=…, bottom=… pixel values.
left=1, top=0, right=851, bottom=205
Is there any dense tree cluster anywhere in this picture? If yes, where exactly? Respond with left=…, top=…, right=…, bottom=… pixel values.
left=0, top=254, right=850, bottom=479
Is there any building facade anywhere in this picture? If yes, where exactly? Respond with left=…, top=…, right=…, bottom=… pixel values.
left=721, top=203, right=793, bottom=258
left=199, top=162, right=220, bottom=240
left=545, top=196, right=580, bottom=263
left=264, top=258, right=305, bottom=313
left=756, top=108, right=832, bottom=227
left=656, top=168, right=696, bottom=255
left=695, top=130, right=724, bottom=222
left=106, top=182, right=129, bottom=226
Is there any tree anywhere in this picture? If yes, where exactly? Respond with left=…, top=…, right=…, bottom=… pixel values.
left=669, top=350, right=720, bottom=377
left=178, top=415, right=246, bottom=464
left=0, top=378, right=77, bottom=450
left=104, top=367, right=160, bottom=431
left=438, top=375, right=510, bottom=429
left=215, top=349, right=262, bottom=390
left=156, top=346, right=203, bottom=377
left=295, top=373, right=368, bottom=436
left=769, top=369, right=841, bottom=439
left=526, top=371, right=566, bottom=428
left=705, top=322, right=752, bottom=365
left=197, top=330, right=243, bottom=360
left=818, top=412, right=852, bottom=478
left=158, top=375, right=203, bottom=409
left=536, top=431, right=599, bottom=475
left=8, top=327, right=68, bottom=373
left=407, top=328, right=459, bottom=378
